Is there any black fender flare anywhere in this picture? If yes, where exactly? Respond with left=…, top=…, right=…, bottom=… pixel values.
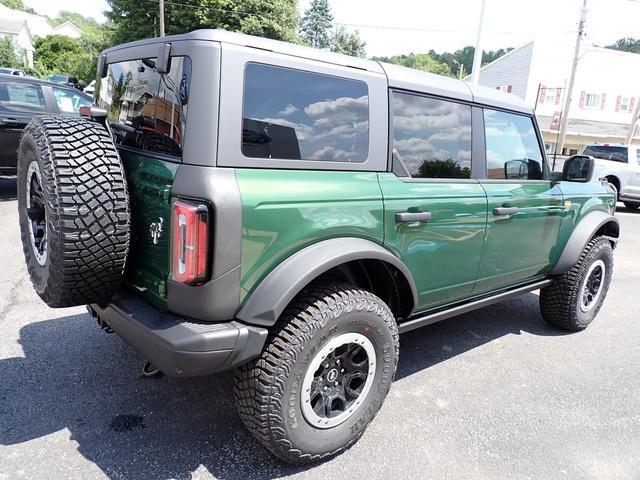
left=236, top=237, right=418, bottom=327
left=551, top=210, right=619, bottom=275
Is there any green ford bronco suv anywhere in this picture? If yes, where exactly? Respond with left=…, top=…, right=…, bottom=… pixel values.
left=17, top=30, right=619, bottom=464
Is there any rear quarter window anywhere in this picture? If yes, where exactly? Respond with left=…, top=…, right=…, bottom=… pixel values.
left=242, top=63, right=369, bottom=163
left=95, top=56, right=191, bottom=158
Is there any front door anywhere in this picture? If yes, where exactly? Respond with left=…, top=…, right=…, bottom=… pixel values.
left=474, top=108, right=563, bottom=293
left=380, top=91, right=487, bottom=312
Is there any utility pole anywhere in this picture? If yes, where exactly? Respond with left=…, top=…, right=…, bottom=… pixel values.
left=624, top=95, right=640, bottom=144
left=470, top=0, right=487, bottom=84
left=159, top=0, right=165, bottom=37
left=556, top=0, right=588, bottom=155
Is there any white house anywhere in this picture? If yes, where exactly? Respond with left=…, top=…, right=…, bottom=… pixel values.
left=52, top=20, right=83, bottom=39
left=0, top=4, right=55, bottom=38
left=0, top=18, right=34, bottom=67
left=0, top=4, right=84, bottom=40
left=474, top=36, right=640, bottom=155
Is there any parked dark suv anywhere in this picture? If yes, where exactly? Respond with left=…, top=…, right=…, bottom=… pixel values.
left=0, top=76, right=92, bottom=175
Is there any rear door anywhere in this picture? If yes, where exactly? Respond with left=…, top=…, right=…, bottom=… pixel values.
left=93, top=54, right=192, bottom=308
left=380, top=91, right=487, bottom=311
left=0, top=80, right=48, bottom=172
left=474, top=108, right=563, bottom=294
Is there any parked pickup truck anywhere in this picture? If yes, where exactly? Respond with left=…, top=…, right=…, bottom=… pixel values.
left=16, top=30, right=619, bottom=464
left=582, top=143, right=640, bottom=209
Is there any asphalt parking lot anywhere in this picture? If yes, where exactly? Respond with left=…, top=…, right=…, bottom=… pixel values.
left=1, top=175, right=639, bottom=480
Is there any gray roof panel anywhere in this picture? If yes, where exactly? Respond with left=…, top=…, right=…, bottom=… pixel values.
left=466, top=82, right=533, bottom=114
left=102, top=29, right=384, bottom=74
left=380, top=62, right=473, bottom=102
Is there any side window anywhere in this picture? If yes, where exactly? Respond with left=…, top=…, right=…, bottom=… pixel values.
left=52, top=87, right=91, bottom=114
left=392, top=92, right=471, bottom=179
left=242, top=63, right=369, bottom=162
left=0, top=82, right=46, bottom=112
left=484, top=109, right=544, bottom=180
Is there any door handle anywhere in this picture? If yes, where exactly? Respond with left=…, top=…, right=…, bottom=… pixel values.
left=395, top=211, right=432, bottom=223
left=494, top=207, right=519, bottom=216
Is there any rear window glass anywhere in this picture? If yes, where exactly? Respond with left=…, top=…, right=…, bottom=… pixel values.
left=0, top=81, right=46, bottom=112
left=95, top=56, right=191, bottom=158
left=242, top=63, right=369, bottom=162
left=582, top=145, right=628, bottom=163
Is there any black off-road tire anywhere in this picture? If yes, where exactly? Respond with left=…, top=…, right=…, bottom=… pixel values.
left=234, top=283, right=399, bottom=464
left=540, top=236, right=613, bottom=331
left=623, top=201, right=640, bottom=210
left=17, top=115, right=130, bottom=307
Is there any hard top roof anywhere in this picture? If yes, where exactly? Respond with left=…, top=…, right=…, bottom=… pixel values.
left=103, top=29, right=532, bottom=115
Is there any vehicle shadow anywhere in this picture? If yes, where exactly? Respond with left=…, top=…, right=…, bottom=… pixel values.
left=0, top=176, right=17, bottom=202
left=0, top=293, right=565, bottom=479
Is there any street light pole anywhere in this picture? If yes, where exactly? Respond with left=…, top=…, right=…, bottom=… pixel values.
left=470, top=0, right=487, bottom=84
left=556, top=0, right=588, bottom=155
left=159, top=0, right=165, bottom=37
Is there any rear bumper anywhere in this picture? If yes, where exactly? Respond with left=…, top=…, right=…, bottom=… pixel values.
left=88, top=297, right=268, bottom=378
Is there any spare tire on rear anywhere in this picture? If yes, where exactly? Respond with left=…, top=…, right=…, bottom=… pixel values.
left=17, top=115, right=130, bottom=307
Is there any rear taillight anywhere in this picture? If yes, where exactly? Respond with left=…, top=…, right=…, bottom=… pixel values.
left=171, top=200, right=209, bottom=284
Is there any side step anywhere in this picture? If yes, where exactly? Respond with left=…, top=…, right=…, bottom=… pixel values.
left=398, top=279, right=552, bottom=334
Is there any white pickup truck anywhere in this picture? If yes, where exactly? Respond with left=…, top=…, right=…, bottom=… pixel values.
left=582, top=144, right=640, bottom=210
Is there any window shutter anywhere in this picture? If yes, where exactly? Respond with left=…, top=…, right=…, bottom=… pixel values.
left=630, top=97, right=636, bottom=112
left=616, top=96, right=621, bottom=112
left=600, top=94, right=606, bottom=110
left=507, top=85, right=512, bottom=93
left=538, top=86, right=546, bottom=104
left=555, top=88, right=561, bottom=104
left=579, top=91, right=586, bottom=108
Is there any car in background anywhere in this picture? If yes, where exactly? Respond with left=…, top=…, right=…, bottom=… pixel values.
left=45, top=74, right=82, bottom=90
left=0, top=68, right=26, bottom=77
left=0, top=76, right=92, bottom=176
left=582, top=143, right=640, bottom=209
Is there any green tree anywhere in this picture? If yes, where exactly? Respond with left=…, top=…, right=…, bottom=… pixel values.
left=0, top=37, right=23, bottom=68
left=300, top=0, right=333, bottom=49
left=0, top=0, right=36, bottom=13
left=606, top=37, right=640, bottom=54
left=331, top=27, right=366, bottom=57
left=106, top=0, right=298, bottom=45
left=418, top=159, right=469, bottom=179
left=33, top=35, right=98, bottom=83
left=372, top=53, right=453, bottom=77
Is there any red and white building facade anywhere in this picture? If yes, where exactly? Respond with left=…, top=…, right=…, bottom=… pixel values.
left=474, top=36, right=640, bottom=155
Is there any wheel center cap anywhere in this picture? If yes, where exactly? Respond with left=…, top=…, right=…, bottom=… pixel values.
left=326, top=368, right=339, bottom=382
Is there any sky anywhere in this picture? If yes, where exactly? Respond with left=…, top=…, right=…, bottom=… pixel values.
left=21, top=0, right=640, bottom=57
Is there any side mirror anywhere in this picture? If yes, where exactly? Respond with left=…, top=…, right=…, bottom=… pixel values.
left=562, top=155, right=595, bottom=182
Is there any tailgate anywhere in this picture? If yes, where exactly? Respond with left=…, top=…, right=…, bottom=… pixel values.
left=120, top=150, right=178, bottom=309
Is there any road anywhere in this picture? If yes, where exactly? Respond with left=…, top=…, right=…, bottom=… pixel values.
left=1, top=175, right=639, bottom=480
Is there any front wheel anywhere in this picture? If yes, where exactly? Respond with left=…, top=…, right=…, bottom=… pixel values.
left=540, top=236, right=613, bottom=331
left=234, top=283, right=399, bottom=464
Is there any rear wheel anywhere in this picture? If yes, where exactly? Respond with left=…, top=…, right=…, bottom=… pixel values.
left=234, top=283, right=399, bottom=464
left=17, top=115, right=130, bottom=307
left=540, top=236, right=613, bottom=331
left=623, top=201, right=640, bottom=210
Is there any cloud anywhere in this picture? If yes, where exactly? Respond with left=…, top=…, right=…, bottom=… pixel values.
left=304, top=95, right=368, bottom=127
left=278, top=104, right=299, bottom=116
left=310, top=145, right=352, bottom=161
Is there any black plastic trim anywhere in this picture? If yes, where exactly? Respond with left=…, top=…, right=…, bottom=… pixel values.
left=88, top=297, right=267, bottom=377
left=551, top=211, right=620, bottom=275
left=236, top=237, right=419, bottom=327
left=398, top=279, right=552, bottom=334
